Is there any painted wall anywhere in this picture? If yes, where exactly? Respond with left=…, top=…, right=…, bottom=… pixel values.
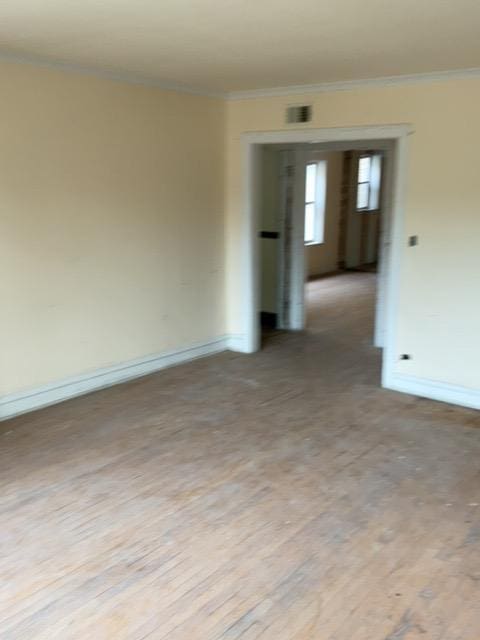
left=306, top=150, right=343, bottom=277
left=225, top=78, right=480, bottom=391
left=0, top=60, right=225, bottom=397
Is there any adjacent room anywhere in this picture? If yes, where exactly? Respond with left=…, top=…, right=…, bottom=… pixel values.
left=259, top=141, right=388, bottom=351
left=1, top=1, right=479, bottom=638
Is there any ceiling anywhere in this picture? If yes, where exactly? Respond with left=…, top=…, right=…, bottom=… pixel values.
left=1, top=0, right=480, bottom=95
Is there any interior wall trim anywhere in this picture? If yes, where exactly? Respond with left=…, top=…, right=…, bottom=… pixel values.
left=225, top=334, right=250, bottom=353
left=0, top=337, right=231, bottom=421
left=0, top=51, right=224, bottom=99
left=240, top=124, right=410, bottom=389
left=227, top=67, right=480, bottom=100
left=1, top=52, right=480, bottom=101
left=385, top=373, right=480, bottom=411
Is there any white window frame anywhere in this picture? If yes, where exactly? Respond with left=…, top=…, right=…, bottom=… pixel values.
left=357, top=153, right=382, bottom=212
left=304, top=160, right=327, bottom=245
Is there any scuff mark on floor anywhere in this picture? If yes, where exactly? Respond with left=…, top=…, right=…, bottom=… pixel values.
left=384, top=609, right=426, bottom=639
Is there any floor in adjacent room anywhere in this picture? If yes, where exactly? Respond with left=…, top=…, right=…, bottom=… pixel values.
left=1, top=272, right=479, bottom=639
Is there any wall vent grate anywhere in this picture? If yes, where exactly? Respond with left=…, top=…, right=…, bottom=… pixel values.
left=286, top=104, right=312, bottom=124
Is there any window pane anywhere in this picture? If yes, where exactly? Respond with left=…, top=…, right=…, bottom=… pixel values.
left=305, top=163, right=316, bottom=203
left=358, top=156, right=371, bottom=183
left=357, top=182, right=369, bottom=209
left=304, top=203, right=315, bottom=243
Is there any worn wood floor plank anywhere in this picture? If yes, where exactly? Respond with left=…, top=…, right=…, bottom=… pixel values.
left=1, top=272, right=479, bottom=639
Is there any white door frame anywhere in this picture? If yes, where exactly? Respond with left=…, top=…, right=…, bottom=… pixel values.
left=240, top=124, right=413, bottom=389
left=275, top=144, right=309, bottom=331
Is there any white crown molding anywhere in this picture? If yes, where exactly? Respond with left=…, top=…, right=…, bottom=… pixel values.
left=227, top=67, right=480, bottom=100
left=0, top=50, right=225, bottom=99
left=0, top=336, right=236, bottom=420
left=2, top=51, right=480, bottom=102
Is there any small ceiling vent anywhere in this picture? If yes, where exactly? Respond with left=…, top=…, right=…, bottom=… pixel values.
left=286, top=104, right=312, bottom=124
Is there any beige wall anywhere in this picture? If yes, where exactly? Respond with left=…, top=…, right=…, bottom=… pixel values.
left=225, top=78, right=480, bottom=390
left=1, top=61, right=225, bottom=396
left=3, top=61, right=480, bottom=403
left=306, top=151, right=343, bottom=277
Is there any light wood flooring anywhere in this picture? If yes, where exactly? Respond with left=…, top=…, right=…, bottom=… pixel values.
left=1, top=272, right=479, bottom=639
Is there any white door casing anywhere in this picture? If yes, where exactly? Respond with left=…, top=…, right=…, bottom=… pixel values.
left=239, top=124, right=412, bottom=396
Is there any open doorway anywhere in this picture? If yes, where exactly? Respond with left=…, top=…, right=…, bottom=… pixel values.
left=302, top=143, right=391, bottom=348
left=240, top=125, right=411, bottom=388
left=258, top=140, right=392, bottom=345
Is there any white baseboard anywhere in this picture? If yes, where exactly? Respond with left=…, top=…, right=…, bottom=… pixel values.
left=4, top=338, right=476, bottom=421
left=0, top=337, right=231, bottom=421
left=225, top=333, right=250, bottom=353
left=386, top=373, right=480, bottom=410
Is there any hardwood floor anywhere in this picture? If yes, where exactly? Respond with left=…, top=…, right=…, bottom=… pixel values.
left=1, top=272, right=479, bottom=639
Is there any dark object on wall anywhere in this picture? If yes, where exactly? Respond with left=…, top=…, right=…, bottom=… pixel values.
left=260, top=231, right=280, bottom=239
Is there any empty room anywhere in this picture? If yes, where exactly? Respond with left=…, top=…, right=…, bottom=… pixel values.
left=1, top=1, right=479, bottom=638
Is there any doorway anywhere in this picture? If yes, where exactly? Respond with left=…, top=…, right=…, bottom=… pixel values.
left=240, top=125, right=411, bottom=389
left=303, top=142, right=392, bottom=348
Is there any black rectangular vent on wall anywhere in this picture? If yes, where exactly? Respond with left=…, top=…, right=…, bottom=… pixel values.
left=286, top=104, right=312, bottom=124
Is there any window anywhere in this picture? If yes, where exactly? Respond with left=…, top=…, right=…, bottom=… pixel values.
left=356, top=153, right=382, bottom=211
left=304, top=161, right=327, bottom=245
